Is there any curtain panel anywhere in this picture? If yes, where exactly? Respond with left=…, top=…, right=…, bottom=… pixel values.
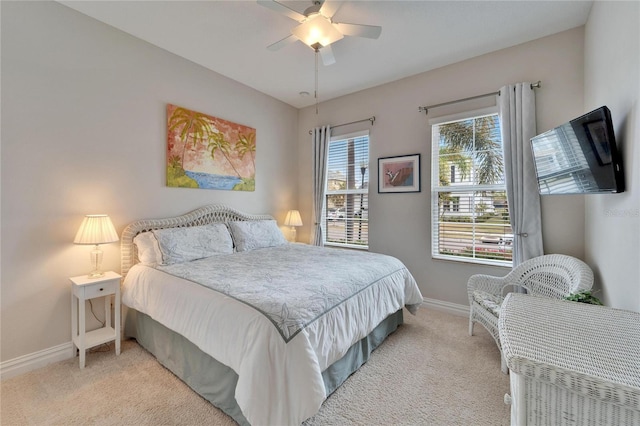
left=311, top=126, right=331, bottom=246
left=499, top=83, right=544, bottom=265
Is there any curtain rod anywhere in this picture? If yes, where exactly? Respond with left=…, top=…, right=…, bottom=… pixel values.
left=308, top=116, right=376, bottom=135
left=418, top=81, right=541, bottom=115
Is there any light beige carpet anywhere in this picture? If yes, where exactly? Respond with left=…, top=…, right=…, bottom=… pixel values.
left=1, top=308, right=510, bottom=425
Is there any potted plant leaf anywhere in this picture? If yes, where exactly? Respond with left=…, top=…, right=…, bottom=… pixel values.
left=564, top=290, right=603, bottom=305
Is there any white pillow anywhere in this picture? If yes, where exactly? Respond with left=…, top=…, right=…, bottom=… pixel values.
left=133, top=231, right=164, bottom=266
left=227, top=220, right=287, bottom=252
left=149, top=223, right=234, bottom=265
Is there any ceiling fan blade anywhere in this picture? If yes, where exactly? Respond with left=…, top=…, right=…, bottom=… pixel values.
left=267, top=34, right=298, bottom=51
left=257, top=0, right=306, bottom=22
left=333, top=22, right=382, bottom=39
left=319, top=1, right=344, bottom=19
left=319, top=45, right=336, bottom=66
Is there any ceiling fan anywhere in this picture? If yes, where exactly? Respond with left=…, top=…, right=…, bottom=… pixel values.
left=258, top=0, right=382, bottom=66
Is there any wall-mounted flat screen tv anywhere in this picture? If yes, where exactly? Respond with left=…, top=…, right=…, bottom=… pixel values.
left=530, top=106, right=624, bottom=195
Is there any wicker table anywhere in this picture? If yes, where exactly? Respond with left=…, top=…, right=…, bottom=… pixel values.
left=498, top=293, right=640, bottom=425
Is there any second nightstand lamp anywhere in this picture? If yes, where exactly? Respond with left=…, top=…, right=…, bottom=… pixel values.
left=284, top=210, right=303, bottom=243
left=74, top=214, right=119, bottom=278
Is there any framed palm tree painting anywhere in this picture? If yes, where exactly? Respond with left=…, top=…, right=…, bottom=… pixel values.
left=166, top=104, right=256, bottom=191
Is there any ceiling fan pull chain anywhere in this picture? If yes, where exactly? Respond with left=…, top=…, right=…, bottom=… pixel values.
left=315, top=48, right=319, bottom=114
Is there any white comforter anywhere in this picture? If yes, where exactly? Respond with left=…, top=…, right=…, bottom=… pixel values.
left=122, top=244, right=423, bottom=425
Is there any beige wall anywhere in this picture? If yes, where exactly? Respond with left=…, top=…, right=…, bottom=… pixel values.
left=1, top=1, right=298, bottom=362
left=298, top=28, right=587, bottom=305
left=584, top=1, right=640, bottom=310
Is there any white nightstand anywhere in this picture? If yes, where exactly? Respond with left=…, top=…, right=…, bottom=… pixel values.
left=70, top=271, right=121, bottom=368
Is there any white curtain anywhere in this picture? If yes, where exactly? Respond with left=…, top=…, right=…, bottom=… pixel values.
left=311, top=126, right=331, bottom=246
left=499, top=83, right=544, bottom=265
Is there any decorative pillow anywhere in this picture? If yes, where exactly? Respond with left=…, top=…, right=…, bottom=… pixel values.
left=133, top=231, right=163, bottom=266
left=152, top=223, right=234, bottom=265
left=227, top=220, right=287, bottom=252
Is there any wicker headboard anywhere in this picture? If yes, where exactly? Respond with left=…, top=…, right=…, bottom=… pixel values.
left=120, top=204, right=273, bottom=277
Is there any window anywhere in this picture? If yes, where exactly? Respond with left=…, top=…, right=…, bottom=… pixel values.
left=431, top=109, right=512, bottom=265
left=323, top=131, right=369, bottom=249
left=451, top=196, right=460, bottom=212
left=532, top=125, right=593, bottom=193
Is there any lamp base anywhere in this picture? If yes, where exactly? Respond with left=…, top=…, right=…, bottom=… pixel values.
left=87, top=270, right=105, bottom=279
left=289, top=226, right=297, bottom=243
left=87, top=245, right=104, bottom=279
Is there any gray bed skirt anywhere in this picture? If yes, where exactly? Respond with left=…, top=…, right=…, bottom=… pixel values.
left=125, top=308, right=404, bottom=425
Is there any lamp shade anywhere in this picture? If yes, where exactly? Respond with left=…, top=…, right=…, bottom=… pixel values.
left=284, top=210, right=303, bottom=227
left=74, top=215, right=119, bottom=245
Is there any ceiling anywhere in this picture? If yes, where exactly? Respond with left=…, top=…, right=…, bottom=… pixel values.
left=59, top=1, right=593, bottom=109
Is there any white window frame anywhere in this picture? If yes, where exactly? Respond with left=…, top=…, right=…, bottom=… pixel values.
left=430, top=107, right=512, bottom=267
left=322, top=130, right=370, bottom=250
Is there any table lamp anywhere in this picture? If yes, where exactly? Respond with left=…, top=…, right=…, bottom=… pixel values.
left=284, top=210, right=303, bottom=242
left=74, top=214, right=119, bottom=278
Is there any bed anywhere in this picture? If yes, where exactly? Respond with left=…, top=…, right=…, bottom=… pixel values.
left=120, top=204, right=423, bottom=425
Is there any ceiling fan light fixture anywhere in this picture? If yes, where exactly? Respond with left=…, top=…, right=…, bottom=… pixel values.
left=291, top=14, right=343, bottom=49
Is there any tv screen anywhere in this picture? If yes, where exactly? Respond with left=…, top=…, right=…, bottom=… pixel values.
left=530, top=106, right=624, bottom=195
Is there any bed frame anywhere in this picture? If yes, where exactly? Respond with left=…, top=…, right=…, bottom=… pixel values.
left=120, top=204, right=403, bottom=425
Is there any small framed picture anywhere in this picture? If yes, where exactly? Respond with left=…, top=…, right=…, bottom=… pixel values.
left=584, top=120, right=611, bottom=165
left=378, top=154, right=421, bottom=193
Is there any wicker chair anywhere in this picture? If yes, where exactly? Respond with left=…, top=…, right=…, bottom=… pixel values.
left=467, top=254, right=594, bottom=373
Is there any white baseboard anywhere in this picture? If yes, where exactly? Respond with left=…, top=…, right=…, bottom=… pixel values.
left=422, top=297, right=470, bottom=317
left=1, top=341, right=74, bottom=381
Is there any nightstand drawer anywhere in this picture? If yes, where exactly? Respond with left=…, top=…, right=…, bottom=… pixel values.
left=83, top=280, right=117, bottom=299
